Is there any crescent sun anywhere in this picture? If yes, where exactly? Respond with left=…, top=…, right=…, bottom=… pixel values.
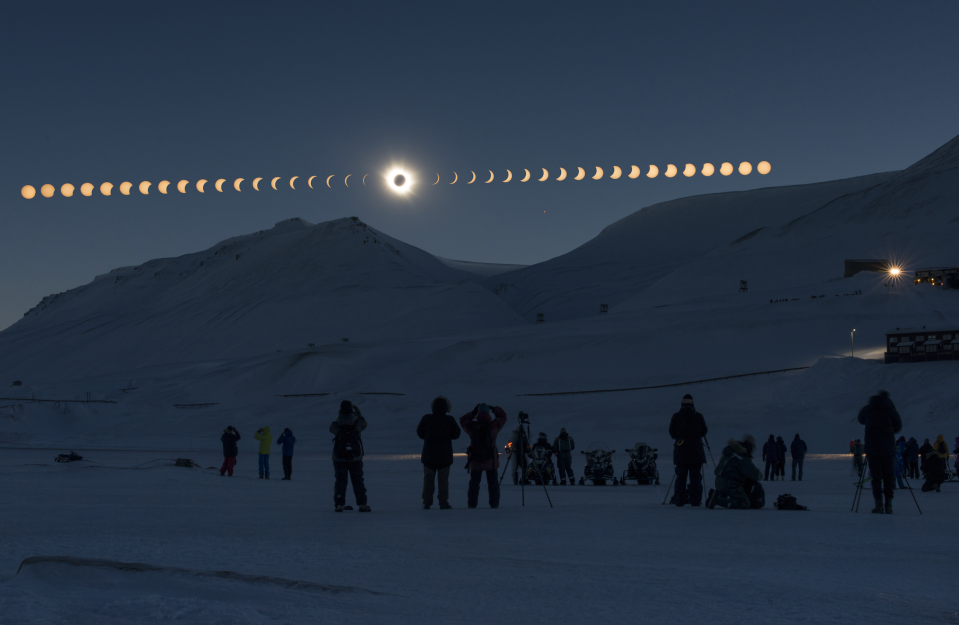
left=485, top=170, right=495, bottom=183
left=503, top=170, right=512, bottom=183
left=539, top=168, right=548, bottom=181
left=363, top=174, right=369, bottom=186
left=215, top=179, right=226, bottom=192
left=610, top=166, right=622, bottom=180
left=326, top=175, right=334, bottom=188
left=433, top=173, right=440, bottom=185
left=628, top=166, right=641, bottom=179
left=344, top=174, right=351, bottom=187
left=139, top=181, right=152, bottom=194
left=574, top=167, right=586, bottom=181
left=520, top=169, right=530, bottom=182
left=647, top=165, right=659, bottom=178
left=234, top=178, right=244, bottom=192
left=450, top=172, right=458, bottom=184
left=176, top=180, right=188, bottom=193
left=592, top=167, right=603, bottom=180
left=100, top=182, right=114, bottom=196
left=308, top=176, right=316, bottom=189
left=271, top=177, right=280, bottom=190
left=557, top=168, right=567, bottom=181
left=158, top=180, right=171, bottom=194
left=119, top=182, right=133, bottom=195
left=252, top=177, right=262, bottom=190
left=468, top=171, right=476, bottom=184
left=290, top=176, right=298, bottom=189
left=683, top=164, right=696, bottom=177
left=197, top=179, right=208, bottom=193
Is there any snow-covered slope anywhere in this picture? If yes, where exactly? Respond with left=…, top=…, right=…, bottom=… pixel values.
left=435, top=257, right=528, bottom=277
left=483, top=172, right=897, bottom=322
left=627, top=133, right=959, bottom=308
left=0, top=217, right=525, bottom=380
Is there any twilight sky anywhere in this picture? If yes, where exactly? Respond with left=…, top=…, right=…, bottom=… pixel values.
left=2, top=1, right=958, bottom=330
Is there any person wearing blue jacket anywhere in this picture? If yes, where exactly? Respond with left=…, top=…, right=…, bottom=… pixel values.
left=277, top=428, right=296, bottom=480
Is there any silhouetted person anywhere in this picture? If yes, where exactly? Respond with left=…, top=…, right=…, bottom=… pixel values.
left=918, top=438, right=933, bottom=476
left=220, top=426, right=241, bottom=476
left=552, top=428, right=576, bottom=485
left=904, top=437, right=920, bottom=479
left=790, top=433, right=807, bottom=481
left=668, top=394, right=708, bottom=507
left=330, top=400, right=369, bottom=512
left=706, top=435, right=763, bottom=509
left=776, top=436, right=787, bottom=480
left=254, top=426, right=272, bottom=479
left=460, top=403, right=507, bottom=508
left=857, top=390, right=903, bottom=514
left=762, top=435, right=781, bottom=481
left=416, top=396, right=461, bottom=509
left=276, top=428, right=295, bottom=480
left=921, top=452, right=946, bottom=492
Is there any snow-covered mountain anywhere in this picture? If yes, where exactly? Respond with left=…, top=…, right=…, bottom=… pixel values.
left=0, top=217, right=524, bottom=380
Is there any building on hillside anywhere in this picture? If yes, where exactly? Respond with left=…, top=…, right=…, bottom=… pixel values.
left=884, top=327, right=959, bottom=364
left=844, top=259, right=889, bottom=278
left=913, top=267, right=959, bottom=287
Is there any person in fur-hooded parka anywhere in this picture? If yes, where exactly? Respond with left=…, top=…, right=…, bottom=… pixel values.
left=708, top=435, right=762, bottom=509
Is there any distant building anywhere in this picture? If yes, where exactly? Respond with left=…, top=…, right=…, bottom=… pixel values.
left=844, top=259, right=889, bottom=278
left=913, top=267, right=959, bottom=287
left=884, top=327, right=959, bottom=364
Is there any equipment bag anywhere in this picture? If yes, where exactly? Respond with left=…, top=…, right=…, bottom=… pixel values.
left=774, top=493, right=808, bottom=511
left=333, top=425, right=363, bottom=461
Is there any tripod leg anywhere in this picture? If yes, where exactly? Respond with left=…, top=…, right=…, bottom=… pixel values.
left=662, top=469, right=677, bottom=505
left=898, top=457, right=923, bottom=515
left=498, top=451, right=512, bottom=486
left=532, top=462, right=553, bottom=508
left=849, top=462, right=866, bottom=512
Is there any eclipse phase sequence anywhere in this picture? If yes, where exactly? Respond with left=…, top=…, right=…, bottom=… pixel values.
left=21, top=161, right=770, bottom=199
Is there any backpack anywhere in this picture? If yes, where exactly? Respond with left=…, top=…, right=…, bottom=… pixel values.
left=556, top=435, right=572, bottom=453
left=467, top=420, right=496, bottom=466
left=774, top=493, right=808, bottom=511
left=333, top=424, right=363, bottom=461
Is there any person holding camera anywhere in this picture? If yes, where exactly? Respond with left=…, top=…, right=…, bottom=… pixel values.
left=857, top=390, right=903, bottom=514
left=552, top=428, right=575, bottom=485
left=460, top=403, right=507, bottom=508
left=254, top=426, right=273, bottom=479
left=276, top=428, right=296, bottom=480
left=668, top=394, right=708, bottom=506
left=219, top=425, right=241, bottom=476
left=330, top=400, right=370, bottom=512
left=416, top=396, right=461, bottom=509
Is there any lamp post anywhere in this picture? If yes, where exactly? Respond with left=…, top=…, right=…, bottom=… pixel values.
left=851, top=329, right=856, bottom=358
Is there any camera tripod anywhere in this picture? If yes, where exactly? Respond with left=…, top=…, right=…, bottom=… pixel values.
left=851, top=455, right=922, bottom=514
left=497, top=411, right=552, bottom=507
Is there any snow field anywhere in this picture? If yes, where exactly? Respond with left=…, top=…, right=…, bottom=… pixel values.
left=1, top=449, right=956, bottom=624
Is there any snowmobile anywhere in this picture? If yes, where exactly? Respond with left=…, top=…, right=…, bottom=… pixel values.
left=55, top=451, right=83, bottom=463
left=579, top=443, right=617, bottom=485
left=525, top=446, right=556, bottom=485
left=621, top=442, right=659, bottom=485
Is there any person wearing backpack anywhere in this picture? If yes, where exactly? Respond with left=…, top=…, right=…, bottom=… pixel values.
left=460, top=403, right=507, bottom=509
left=276, top=428, right=296, bottom=480
left=790, top=433, right=807, bottom=481
left=416, top=396, right=461, bottom=509
left=552, top=428, right=576, bottom=485
left=219, top=425, right=241, bottom=477
left=254, top=426, right=273, bottom=479
left=706, top=435, right=762, bottom=509
left=330, top=400, right=370, bottom=512
left=669, top=394, right=708, bottom=506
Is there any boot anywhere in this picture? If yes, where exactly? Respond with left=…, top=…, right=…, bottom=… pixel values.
left=358, top=505, right=371, bottom=512
left=423, top=504, right=431, bottom=510
left=560, top=479, right=567, bottom=485
left=871, top=496, right=884, bottom=514
left=439, top=502, right=452, bottom=509
left=335, top=505, right=344, bottom=512
left=884, top=496, right=893, bottom=515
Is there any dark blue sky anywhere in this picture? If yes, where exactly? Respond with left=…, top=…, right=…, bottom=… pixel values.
left=2, top=1, right=958, bottom=330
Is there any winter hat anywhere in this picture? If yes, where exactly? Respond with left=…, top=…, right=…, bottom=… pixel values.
left=768, top=434, right=775, bottom=441
left=477, top=403, right=490, bottom=415
left=794, top=433, right=800, bottom=439
left=431, top=396, right=451, bottom=414
left=339, top=400, right=354, bottom=415
left=560, top=428, right=567, bottom=434
left=681, top=394, right=694, bottom=406
left=538, top=432, right=547, bottom=440
left=741, top=435, right=757, bottom=457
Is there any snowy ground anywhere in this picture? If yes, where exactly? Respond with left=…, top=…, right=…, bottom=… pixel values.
left=1, top=448, right=956, bottom=624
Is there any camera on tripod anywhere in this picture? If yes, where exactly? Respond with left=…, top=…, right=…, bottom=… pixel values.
left=517, top=411, right=530, bottom=425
